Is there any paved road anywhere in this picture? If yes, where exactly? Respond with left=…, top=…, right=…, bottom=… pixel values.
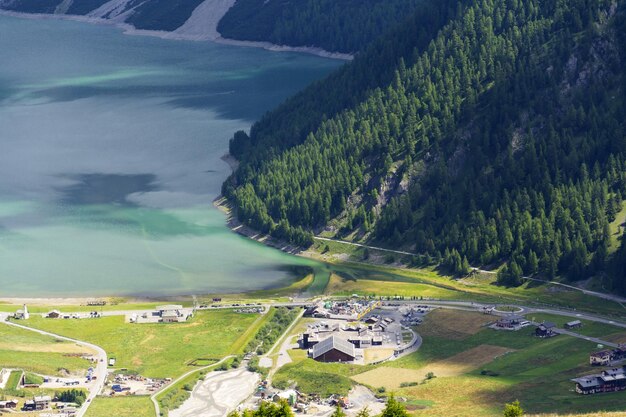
left=1, top=318, right=107, bottom=417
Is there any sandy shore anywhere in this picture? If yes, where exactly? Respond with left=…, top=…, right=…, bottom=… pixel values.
left=0, top=7, right=353, bottom=61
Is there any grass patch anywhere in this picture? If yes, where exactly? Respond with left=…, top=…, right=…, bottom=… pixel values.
left=21, top=310, right=258, bottom=378
left=0, top=324, right=93, bottom=376
left=5, top=370, right=22, bottom=390
left=273, top=360, right=356, bottom=397
left=85, top=396, right=154, bottom=417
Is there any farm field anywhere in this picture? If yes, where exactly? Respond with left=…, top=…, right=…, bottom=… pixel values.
left=84, top=396, right=154, bottom=417
left=19, top=310, right=259, bottom=378
left=0, top=324, right=93, bottom=376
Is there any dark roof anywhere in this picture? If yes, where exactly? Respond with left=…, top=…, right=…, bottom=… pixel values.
left=540, top=322, right=556, bottom=329
left=312, top=335, right=356, bottom=359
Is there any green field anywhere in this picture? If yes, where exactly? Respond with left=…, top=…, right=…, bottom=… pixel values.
left=5, top=370, right=22, bottom=390
left=0, top=324, right=93, bottom=376
left=20, top=310, right=259, bottom=378
left=85, top=396, right=154, bottom=417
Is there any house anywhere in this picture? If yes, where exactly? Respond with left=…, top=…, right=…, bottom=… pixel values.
left=0, top=400, right=18, bottom=409
left=535, top=322, right=557, bottom=338
left=591, top=350, right=613, bottom=366
left=590, top=347, right=626, bottom=366
left=46, top=310, right=61, bottom=319
left=311, top=335, right=356, bottom=363
left=23, top=395, right=51, bottom=411
left=565, top=320, right=583, bottom=329
left=494, top=315, right=523, bottom=329
left=572, top=367, right=626, bottom=394
left=14, top=304, right=29, bottom=320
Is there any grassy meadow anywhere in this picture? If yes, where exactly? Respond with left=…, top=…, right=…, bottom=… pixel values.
left=0, top=324, right=94, bottom=376
left=84, top=396, right=154, bottom=417
left=19, top=309, right=259, bottom=378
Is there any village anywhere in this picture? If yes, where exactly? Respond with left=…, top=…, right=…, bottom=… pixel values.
left=1, top=297, right=625, bottom=416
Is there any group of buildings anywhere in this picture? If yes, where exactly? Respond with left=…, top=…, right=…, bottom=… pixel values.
left=572, top=366, right=626, bottom=395
left=128, top=305, right=193, bottom=324
left=303, top=299, right=381, bottom=321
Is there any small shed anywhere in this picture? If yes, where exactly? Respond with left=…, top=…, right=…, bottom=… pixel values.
left=565, top=320, right=582, bottom=329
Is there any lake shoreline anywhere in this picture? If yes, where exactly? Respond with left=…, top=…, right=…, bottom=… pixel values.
left=0, top=10, right=353, bottom=61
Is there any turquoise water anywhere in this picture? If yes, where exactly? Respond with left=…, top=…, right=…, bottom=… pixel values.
left=0, top=15, right=341, bottom=297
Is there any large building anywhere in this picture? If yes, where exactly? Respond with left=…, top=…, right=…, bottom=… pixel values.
left=311, top=335, right=356, bottom=363
left=572, top=367, right=626, bottom=395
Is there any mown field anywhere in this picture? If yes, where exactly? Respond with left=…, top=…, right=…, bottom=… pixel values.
left=84, top=396, right=154, bottom=417
left=273, top=309, right=626, bottom=416
left=20, top=309, right=259, bottom=378
left=0, top=324, right=93, bottom=376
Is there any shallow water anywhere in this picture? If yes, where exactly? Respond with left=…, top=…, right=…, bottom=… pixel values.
left=0, top=15, right=341, bottom=296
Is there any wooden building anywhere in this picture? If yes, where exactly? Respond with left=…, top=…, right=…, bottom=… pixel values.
left=564, top=320, right=582, bottom=329
left=535, top=322, right=557, bottom=338
left=0, top=400, right=18, bottom=409
left=572, top=367, right=626, bottom=395
left=311, top=335, right=356, bottom=363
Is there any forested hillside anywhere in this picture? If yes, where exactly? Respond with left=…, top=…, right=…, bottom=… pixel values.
left=224, top=0, right=626, bottom=293
left=217, top=0, right=425, bottom=54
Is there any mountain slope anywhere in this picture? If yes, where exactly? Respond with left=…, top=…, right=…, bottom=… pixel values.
left=225, top=0, right=626, bottom=292
left=217, top=0, right=425, bottom=54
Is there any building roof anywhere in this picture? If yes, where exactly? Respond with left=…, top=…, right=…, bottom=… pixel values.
left=572, top=367, right=626, bottom=387
left=34, top=395, right=52, bottom=402
left=539, top=322, right=556, bottom=329
left=157, top=305, right=183, bottom=311
left=566, top=320, right=582, bottom=326
left=312, top=335, right=356, bottom=359
left=591, top=350, right=612, bottom=357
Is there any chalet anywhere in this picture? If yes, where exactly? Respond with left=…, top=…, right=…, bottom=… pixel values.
left=46, top=310, right=61, bottom=319
left=591, top=350, right=613, bottom=366
left=564, top=320, right=583, bottom=329
left=535, top=322, right=557, bottom=338
left=23, top=395, right=51, bottom=411
left=0, top=400, right=18, bottom=409
left=572, top=367, right=626, bottom=395
left=494, top=315, right=524, bottom=330
left=590, top=347, right=626, bottom=366
left=311, top=335, right=356, bottom=363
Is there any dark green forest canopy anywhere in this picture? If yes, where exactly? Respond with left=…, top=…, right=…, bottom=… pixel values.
left=224, top=0, right=626, bottom=292
left=218, top=0, right=428, bottom=54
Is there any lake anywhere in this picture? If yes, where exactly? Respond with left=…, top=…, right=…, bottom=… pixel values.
left=0, top=14, right=342, bottom=297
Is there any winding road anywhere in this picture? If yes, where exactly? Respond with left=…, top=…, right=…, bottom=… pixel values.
left=0, top=318, right=107, bottom=417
